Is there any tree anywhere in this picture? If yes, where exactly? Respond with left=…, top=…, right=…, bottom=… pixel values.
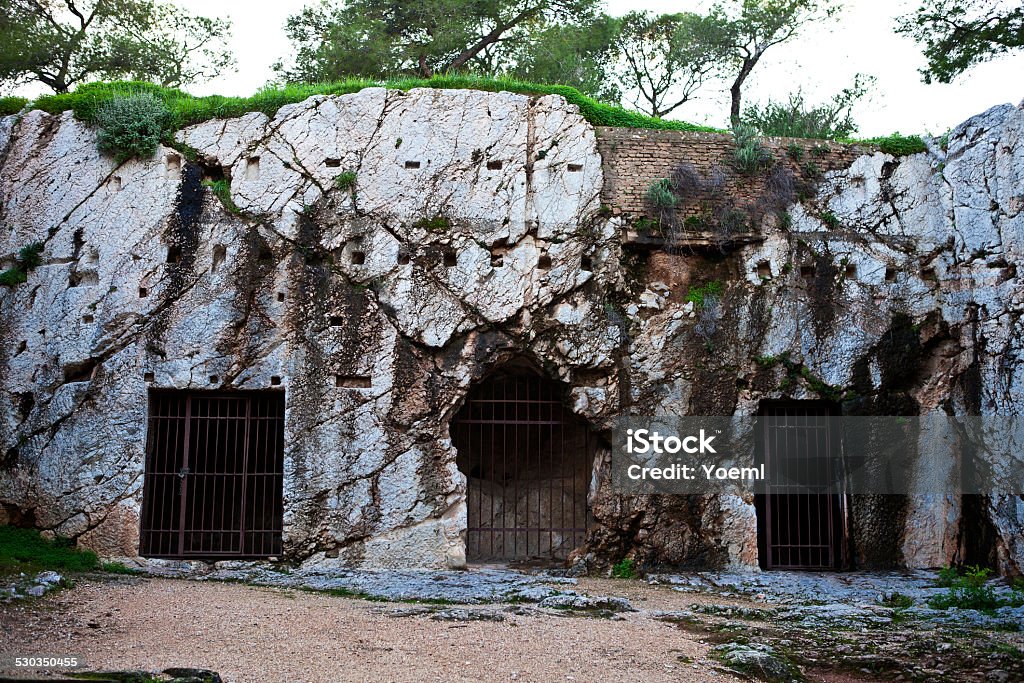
left=713, top=0, right=840, bottom=126
left=274, top=0, right=599, bottom=83
left=508, top=14, right=620, bottom=100
left=742, top=74, right=874, bottom=139
left=897, top=0, right=1024, bottom=83
left=0, top=0, right=234, bottom=94
left=614, top=11, right=732, bottom=117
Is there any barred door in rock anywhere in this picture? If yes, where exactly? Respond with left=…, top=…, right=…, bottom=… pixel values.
left=452, top=372, right=593, bottom=562
left=757, top=401, right=847, bottom=570
left=140, top=391, right=285, bottom=558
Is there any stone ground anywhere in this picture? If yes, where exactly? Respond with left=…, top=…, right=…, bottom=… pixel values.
left=1, top=566, right=1022, bottom=682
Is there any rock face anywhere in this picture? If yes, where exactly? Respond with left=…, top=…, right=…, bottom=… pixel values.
left=1, top=88, right=1023, bottom=574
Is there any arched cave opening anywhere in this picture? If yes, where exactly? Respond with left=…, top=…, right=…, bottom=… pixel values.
left=451, top=368, right=596, bottom=563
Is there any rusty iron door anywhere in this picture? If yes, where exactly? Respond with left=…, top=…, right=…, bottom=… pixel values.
left=140, top=391, right=285, bottom=558
left=452, top=373, right=593, bottom=562
left=759, top=402, right=846, bottom=570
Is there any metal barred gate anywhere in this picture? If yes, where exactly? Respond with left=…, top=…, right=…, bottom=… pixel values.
left=140, top=391, right=285, bottom=558
left=452, top=373, right=593, bottom=562
left=758, top=402, right=846, bottom=570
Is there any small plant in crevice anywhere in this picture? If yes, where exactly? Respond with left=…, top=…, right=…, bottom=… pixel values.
left=94, top=91, right=170, bottom=163
left=880, top=592, right=914, bottom=609
left=633, top=217, right=661, bottom=235
left=820, top=211, right=841, bottom=229
left=786, top=143, right=804, bottom=161
left=645, top=178, right=678, bottom=229
left=686, top=280, right=723, bottom=309
left=611, top=557, right=638, bottom=579
left=801, top=161, right=822, bottom=179
left=334, top=170, right=357, bottom=191
left=810, top=144, right=830, bottom=158
left=413, top=215, right=450, bottom=232
left=731, top=123, right=775, bottom=176
left=0, top=242, right=44, bottom=287
left=202, top=179, right=241, bottom=215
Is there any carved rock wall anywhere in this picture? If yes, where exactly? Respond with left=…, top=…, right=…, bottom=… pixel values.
left=1, top=89, right=1022, bottom=573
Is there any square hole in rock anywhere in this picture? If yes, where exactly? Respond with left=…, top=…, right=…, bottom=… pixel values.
left=921, top=267, right=937, bottom=281
left=538, top=255, right=552, bottom=270
left=336, top=375, right=372, bottom=389
left=329, top=316, right=344, bottom=327
left=844, top=264, right=858, bottom=279
left=139, top=287, right=149, bottom=298
left=277, top=292, right=286, bottom=302
left=398, top=253, right=411, bottom=265
left=486, top=160, right=503, bottom=170
left=325, top=158, right=341, bottom=168
left=165, top=154, right=182, bottom=174
left=756, top=261, right=772, bottom=278
left=581, top=255, right=593, bottom=270
left=82, top=314, right=94, bottom=324
left=144, top=372, right=155, bottom=383
left=444, top=250, right=457, bottom=268
left=885, top=267, right=897, bottom=282
left=404, top=160, right=421, bottom=169
left=245, top=157, right=261, bottom=179
left=166, top=246, right=182, bottom=264
left=567, top=163, right=583, bottom=172
left=208, top=375, right=219, bottom=384
left=271, top=376, right=282, bottom=386
left=351, top=251, right=366, bottom=265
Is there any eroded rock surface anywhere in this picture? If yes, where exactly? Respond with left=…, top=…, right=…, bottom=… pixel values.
left=1, top=89, right=1023, bottom=573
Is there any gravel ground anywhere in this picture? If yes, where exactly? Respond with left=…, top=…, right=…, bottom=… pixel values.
left=0, top=576, right=727, bottom=683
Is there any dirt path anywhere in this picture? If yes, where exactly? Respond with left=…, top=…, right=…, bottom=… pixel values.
left=1, top=576, right=728, bottom=683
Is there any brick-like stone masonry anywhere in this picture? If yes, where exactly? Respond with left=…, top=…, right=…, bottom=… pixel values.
left=595, top=127, right=874, bottom=226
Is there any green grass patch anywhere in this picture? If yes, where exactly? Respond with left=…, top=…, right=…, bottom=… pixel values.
left=412, top=215, right=451, bottom=232
left=30, top=77, right=723, bottom=136
left=851, top=132, right=928, bottom=157
left=928, top=565, right=1024, bottom=613
left=0, top=241, right=44, bottom=288
left=0, top=526, right=98, bottom=574
left=686, top=280, right=723, bottom=309
left=0, top=96, right=29, bottom=117
left=611, top=557, right=637, bottom=579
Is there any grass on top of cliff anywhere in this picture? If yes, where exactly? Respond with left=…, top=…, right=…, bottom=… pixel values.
left=29, top=77, right=724, bottom=134
left=0, top=526, right=98, bottom=576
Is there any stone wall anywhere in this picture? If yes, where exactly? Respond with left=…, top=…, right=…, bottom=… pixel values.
left=595, top=127, right=871, bottom=223
left=2, top=90, right=1024, bottom=575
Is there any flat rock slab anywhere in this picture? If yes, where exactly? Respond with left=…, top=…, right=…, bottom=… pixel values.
left=141, top=562, right=597, bottom=605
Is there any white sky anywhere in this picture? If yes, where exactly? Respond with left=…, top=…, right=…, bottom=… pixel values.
left=14, top=0, right=1024, bottom=136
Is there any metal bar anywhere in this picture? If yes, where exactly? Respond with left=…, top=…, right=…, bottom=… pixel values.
left=177, top=396, right=192, bottom=557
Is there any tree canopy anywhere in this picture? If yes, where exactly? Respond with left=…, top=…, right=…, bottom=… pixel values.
left=0, top=0, right=234, bottom=94
left=274, top=0, right=600, bottom=83
left=614, top=11, right=732, bottom=118
left=897, top=0, right=1024, bottom=83
left=714, top=0, right=840, bottom=125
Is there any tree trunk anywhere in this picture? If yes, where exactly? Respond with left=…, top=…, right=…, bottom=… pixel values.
left=730, top=57, right=757, bottom=128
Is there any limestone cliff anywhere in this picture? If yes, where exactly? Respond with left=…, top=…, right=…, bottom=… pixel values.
left=1, top=88, right=1022, bottom=573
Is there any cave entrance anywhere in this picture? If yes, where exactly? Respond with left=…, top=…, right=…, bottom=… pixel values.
left=140, top=391, right=285, bottom=559
left=452, top=371, right=594, bottom=562
left=755, top=401, right=847, bottom=570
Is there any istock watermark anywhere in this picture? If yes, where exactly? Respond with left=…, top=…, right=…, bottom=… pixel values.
left=611, top=415, right=1024, bottom=495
